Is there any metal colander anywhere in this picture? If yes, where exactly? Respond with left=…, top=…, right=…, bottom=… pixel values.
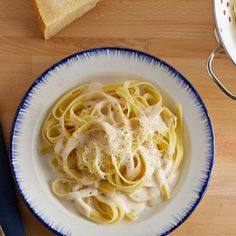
left=207, top=0, right=236, bottom=100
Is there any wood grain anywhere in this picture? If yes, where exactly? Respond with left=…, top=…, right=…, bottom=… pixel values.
left=0, top=0, right=236, bottom=235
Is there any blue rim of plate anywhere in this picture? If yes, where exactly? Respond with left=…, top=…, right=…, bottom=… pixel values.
left=10, top=47, right=215, bottom=236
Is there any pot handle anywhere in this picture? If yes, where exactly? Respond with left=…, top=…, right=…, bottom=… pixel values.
left=207, top=42, right=236, bottom=100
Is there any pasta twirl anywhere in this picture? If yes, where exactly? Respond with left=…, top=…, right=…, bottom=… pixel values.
left=40, top=80, right=184, bottom=224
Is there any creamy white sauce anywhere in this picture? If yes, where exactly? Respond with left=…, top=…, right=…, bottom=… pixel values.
left=164, top=158, right=174, bottom=176
left=143, top=104, right=168, bottom=134
left=129, top=188, right=152, bottom=202
left=67, top=188, right=98, bottom=199
left=168, top=170, right=180, bottom=190
left=111, top=191, right=146, bottom=215
left=54, top=91, right=181, bottom=220
left=148, top=187, right=162, bottom=207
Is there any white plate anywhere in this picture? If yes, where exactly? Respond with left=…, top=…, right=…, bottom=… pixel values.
left=10, top=48, right=214, bottom=236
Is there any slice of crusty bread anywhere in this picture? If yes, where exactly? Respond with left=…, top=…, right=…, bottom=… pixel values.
left=32, top=0, right=101, bottom=40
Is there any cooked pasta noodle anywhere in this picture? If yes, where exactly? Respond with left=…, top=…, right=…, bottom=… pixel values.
left=40, top=80, right=183, bottom=224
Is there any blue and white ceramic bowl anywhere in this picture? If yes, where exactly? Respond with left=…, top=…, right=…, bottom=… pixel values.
left=10, top=48, right=214, bottom=236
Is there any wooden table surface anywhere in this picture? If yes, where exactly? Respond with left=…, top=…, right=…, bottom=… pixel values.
left=1, top=0, right=236, bottom=235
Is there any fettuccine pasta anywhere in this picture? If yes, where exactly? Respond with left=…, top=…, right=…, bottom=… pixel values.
left=40, top=80, right=183, bottom=224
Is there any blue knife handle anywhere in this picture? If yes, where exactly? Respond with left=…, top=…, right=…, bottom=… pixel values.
left=0, top=124, right=25, bottom=236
